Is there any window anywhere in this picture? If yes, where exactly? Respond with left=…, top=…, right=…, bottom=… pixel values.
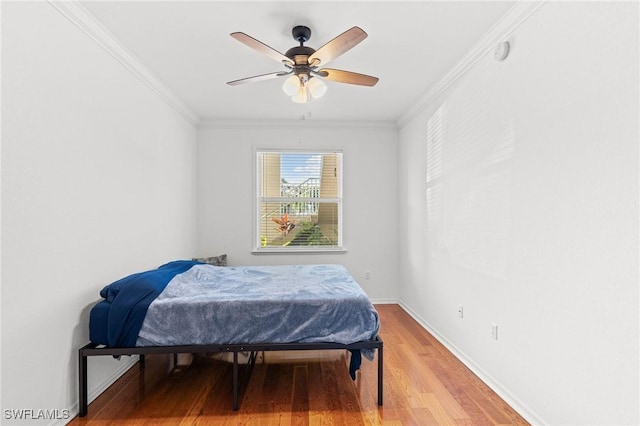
left=256, top=150, right=343, bottom=252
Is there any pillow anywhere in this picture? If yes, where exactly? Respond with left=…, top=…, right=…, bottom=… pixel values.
left=192, top=254, right=227, bottom=266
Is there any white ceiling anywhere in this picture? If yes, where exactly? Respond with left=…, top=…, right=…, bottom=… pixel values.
left=80, top=1, right=515, bottom=123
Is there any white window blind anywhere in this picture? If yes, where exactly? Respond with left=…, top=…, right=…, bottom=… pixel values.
left=256, top=150, right=343, bottom=251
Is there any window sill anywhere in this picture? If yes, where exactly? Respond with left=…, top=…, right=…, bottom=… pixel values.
left=252, top=247, right=347, bottom=255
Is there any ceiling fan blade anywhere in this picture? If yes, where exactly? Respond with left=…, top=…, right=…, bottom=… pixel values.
left=227, top=71, right=291, bottom=86
left=308, top=27, right=367, bottom=67
left=316, top=68, right=379, bottom=86
left=230, top=32, right=294, bottom=66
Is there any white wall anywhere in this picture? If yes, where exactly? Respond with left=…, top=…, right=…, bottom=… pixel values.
left=197, top=122, right=398, bottom=302
left=398, top=2, right=638, bottom=424
left=1, top=2, right=198, bottom=422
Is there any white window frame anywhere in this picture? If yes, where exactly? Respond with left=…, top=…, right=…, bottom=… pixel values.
left=253, top=149, right=344, bottom=253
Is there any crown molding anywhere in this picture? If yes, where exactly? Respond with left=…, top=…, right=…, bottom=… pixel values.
left=397, top=0, right=546, bottom=129
left=199, top=119, right=398, bottom=131
left=48, top=0, right=200, bottom=126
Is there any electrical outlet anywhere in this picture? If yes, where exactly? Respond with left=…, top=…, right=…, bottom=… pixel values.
left=364, top=271, right=371, bottom=280
left=457, top=305, right=464, bottom=318
left=491, top=323, right=498, bottom=340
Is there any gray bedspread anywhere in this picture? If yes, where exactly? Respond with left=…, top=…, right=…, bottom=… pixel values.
left=136, top=264, right=380, bottom=355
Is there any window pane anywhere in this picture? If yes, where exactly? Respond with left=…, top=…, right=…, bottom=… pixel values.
left=259, top=202, right=340, bottom=248
left=259, top=152, right=340, bottom=197
left=257, top=151, right=342, bottom=250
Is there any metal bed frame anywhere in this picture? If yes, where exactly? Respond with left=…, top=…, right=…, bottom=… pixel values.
left=78, top=336, right=383, bottom=417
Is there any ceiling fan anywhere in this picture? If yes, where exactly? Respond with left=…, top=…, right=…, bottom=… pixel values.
left=227, top=25, right=379, bottom=103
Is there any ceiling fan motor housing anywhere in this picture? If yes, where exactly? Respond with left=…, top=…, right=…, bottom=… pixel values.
left=287, top=26, right=316, bottom=66
left=285, top=45, right=316, bottom=65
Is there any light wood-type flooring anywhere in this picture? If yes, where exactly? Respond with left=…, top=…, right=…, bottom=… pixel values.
left=69, top=304, right=529, bottom=425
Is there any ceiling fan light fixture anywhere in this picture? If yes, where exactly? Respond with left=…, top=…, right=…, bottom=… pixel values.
left=291, top=84, right=309, bottom=104
left=308, top=77, right=327, bottom=99
left=282, top=75, right=300, bottom=96
left=284, top=73, right=326, bottom=103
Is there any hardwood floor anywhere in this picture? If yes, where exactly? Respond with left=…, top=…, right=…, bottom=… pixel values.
left=69, top=304, right=529, bottom=425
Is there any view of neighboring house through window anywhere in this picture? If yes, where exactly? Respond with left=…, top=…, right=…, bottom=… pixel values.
left=256, top=150, right=342, bottom=251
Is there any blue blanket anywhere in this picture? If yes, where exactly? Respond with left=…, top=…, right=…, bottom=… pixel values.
left=99, top=260, right=201, bottom=347
left=136, top=264, right=380, bottom=359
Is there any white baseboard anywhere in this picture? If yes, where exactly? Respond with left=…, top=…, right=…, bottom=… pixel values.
left=56, top=356, right=140, bottom=425
left=397, top=300, right=545, bottom=425
left=370, top=298, right=398, bottom=305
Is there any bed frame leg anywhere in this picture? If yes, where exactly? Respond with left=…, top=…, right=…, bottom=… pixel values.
left=79, top=348, right=88, bottom=417
left=232, top=351, right=239, bottom=411
left=377, top=342, right=383, bottom=406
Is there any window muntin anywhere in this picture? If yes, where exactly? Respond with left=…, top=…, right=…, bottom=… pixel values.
left=256, top=151, right=343, bottom=251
